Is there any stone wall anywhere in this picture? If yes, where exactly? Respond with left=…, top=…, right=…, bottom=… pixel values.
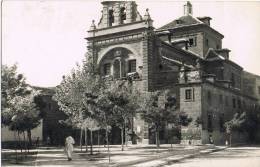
left=201, top=82, right=256, bottom=144
left=203, top=31, right=222, bottom=56
left=170, top=31, right=204, bottom=58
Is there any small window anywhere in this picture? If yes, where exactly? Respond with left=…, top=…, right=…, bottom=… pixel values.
left=219, top=113, right=225, bottom=132
left=159, top=64, right=163, bottom=70
left=104, top=63, right=111, bottom=75
left=258, top=86, right=260, bottom=95
left=109, top=10, right=114, bottom=26
left=232, top=98, right=236, bottom=108
left=188, top=37, right=196, bottom=47
left=238, top=99, right=241, bottom=109
left=120, top=7, right=126, bottom=24
left=206, top=39, right=209, bottom=46
left=207, top=114, right=213, bottom=132
left=207, top=91, right=212, bottom=104
left=189, top=38, right=194, bottom=46
left=185, top=89, right=192, bottom=100
left=128, top=59, right=136, bottom=73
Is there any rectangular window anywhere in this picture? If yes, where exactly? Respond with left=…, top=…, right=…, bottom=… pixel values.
left=207, top=91, right=212, bottom=105
left=185, top=89, right=192, bottom=100
left=206, top=39, right=209, bottom=46
left=232, top=98, right=236, bottom=108
left=219, top=113, right=225, bottom=132
left=258, top=86, right=260, bottom=95
left=207, top=114, right=213, bottom=132
left=103, top=63, right=111, bottom=75
left=238, top=99, right=241, bottom=109
left=128, top=59, right=136, bottom=73
left=188, top=37, right=197, bottom=47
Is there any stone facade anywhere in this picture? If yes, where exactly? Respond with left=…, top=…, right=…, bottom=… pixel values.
left=86, top=1, right=260, bottom=145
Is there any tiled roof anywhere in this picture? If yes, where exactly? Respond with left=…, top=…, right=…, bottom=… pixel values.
left=157, top=14, right=203, bottom=30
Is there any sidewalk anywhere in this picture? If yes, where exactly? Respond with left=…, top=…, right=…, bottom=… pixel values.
left=1, top=144, right=227, bottom=167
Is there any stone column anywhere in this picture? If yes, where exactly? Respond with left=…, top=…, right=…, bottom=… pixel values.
left=102, top=6, right=109, bottom=28
left=114, top=3, right=120, bottom=26
left=125, top=2, right=133, bottom=23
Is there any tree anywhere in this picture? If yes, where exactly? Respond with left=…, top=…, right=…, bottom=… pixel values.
left=2, top=64, right=30, bottom=125
left=224, top=112, right=246, bottom=146
left=243, top=106, right=260, bottom=143
left=9, top=92, right=41, bottom=146
left=1, top=64, right=41, bottom=147
left=105, top=80, right=139, bottom=151
left=53, top=54, right=106, bottom=154
left=140, top=90, right=192, bottom=148
left=225, top=106, right=260, bottom=144
left=83, top=118, right=100, bottom=155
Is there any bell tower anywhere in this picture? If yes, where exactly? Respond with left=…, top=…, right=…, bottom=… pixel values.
left=98, top=1, right=142, bottom=28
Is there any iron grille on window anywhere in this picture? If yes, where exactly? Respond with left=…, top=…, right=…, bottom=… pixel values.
left=185, top=89, right=192, bottom=100
left=104, top=63, right=111, bottom=75
left=128, top=60, right=136, bottom=73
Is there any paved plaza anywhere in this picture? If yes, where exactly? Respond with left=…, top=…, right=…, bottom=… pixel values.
left=1, top=144, right=225, bottom=167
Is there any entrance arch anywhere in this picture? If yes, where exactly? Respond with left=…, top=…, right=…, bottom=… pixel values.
left=97, top=44, right=139, bottom=66
left=98, top=47, right=138, bottom=78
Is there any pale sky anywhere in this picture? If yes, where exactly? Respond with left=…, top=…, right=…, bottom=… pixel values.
left=2, top=0, right=260, bottom=87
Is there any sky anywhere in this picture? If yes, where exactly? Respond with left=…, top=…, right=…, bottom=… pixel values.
left=2, top=0, right=260, bottom=87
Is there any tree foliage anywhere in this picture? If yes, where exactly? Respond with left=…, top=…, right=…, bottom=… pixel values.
left=140, top=90, right=192, bottom=148
left=225, top=106, right=260, bottom=143
left=1, top=64, right=41, bottom=145
left=53, top=56, right=103, bottom=129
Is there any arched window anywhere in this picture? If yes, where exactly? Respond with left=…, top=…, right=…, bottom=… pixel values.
left=109, top=10, right=114, bottom=26
left=120, top=7, right=126, bottom=24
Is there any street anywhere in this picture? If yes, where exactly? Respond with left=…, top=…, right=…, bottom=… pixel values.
left=164, top=146, right=260, bottom=167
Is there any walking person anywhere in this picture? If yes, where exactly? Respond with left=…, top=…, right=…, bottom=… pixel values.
left=65, top=136, right=75, bottom=161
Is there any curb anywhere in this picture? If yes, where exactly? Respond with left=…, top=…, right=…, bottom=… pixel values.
left=110, top=145, right=222, bottom=167
left=142, top=146, right=228, bottom=167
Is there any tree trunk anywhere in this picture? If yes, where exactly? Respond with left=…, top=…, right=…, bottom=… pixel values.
left=121, top=126, right=124, bottom=151
left=90, top=130, right=93, bottom=155
left=171, top=127, right=173, bottom=149
left=26, top=129, right=32, bottom=147
left=14, top=131, right=18, bottom=163
left=97, top=129, right=100, bottom=152
left=155, top=128, right=160, bottom=149
left=23, top=131, right=27, bottom=156
left=124, top=120, right=128, bottom=147
left=80, top=127, right=83, bottom=152
left=230, top=132, right=232, bottom=147
left=106, top=125, right=110, bottom=163
left=18, top=132, right=22, bottom=153
left=85, top=127, right=88, bottom=152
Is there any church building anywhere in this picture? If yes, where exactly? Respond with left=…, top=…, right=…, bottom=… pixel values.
left=86, top=1, right=260, bottom=145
